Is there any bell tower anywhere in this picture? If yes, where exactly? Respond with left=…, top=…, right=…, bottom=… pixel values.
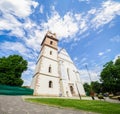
left=32, top=31, right=60, bottom=96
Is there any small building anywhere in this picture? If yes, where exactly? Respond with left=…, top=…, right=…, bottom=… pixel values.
left=31, top=31, right=85, bottom=97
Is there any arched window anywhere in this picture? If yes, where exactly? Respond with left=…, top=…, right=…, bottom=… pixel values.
left=49, top=81, right=53, bottom=88
left=48, top=65, right=52, bottom=73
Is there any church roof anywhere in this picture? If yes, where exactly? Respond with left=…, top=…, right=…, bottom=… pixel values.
left=58, top=48, right=73, bottom=63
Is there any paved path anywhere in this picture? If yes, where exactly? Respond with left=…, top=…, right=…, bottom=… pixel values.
left=0, top=95, right=96, bottom=114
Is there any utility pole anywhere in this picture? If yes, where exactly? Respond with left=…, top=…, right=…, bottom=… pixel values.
left=75, top=82, right=81, bottom=100
left=73, top=70, right=81, bottom=100
left=85, top=65, right=95, bottom=100
left=85, top=65, right=92, bottom=82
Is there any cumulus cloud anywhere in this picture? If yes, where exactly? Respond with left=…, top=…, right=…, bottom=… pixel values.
left=42, top=11, right=79, bottom=40
left=0, top=42, right=30, bottom=57
left=91, top=0, right=120, bottom=29
left=0, top=14, right=23, bottom=35
left=0, top=0, right=39, bottom=38
left=0, top=0, right=38, bottom=18
left=41, top=10, right=88, bottom=41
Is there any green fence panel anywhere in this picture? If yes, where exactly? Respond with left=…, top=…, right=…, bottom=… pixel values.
left=0, top=84, right=33, bottom=95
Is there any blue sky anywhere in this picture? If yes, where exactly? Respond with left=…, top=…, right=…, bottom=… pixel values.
left=0, top=0, right=120, bottom=85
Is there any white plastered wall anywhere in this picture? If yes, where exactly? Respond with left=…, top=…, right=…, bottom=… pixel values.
left=35, top=74, right=60, bottom=96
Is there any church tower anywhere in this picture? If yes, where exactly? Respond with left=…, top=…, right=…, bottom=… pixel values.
left=31, top=31, right=60, bottom=96
left=31, top=31, right=86, bottom=97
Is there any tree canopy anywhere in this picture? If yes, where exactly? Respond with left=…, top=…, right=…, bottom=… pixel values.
left=0, top=55, right=28, bottom=86
left=83, top=83, right=90, bottom=96
left=83, top=81, right=102, bottom=96
left=100, top=57, right=120, bottom=94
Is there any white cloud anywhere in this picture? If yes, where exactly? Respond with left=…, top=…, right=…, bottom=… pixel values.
left=41, top=10, right=88, bottom=41
left=39, top=5, right=44, bottom=14
left=24, top=29, right=46, bottom=51
left=110, top=35, right=120, bottom=43
left=108, top=21, right=115, bottom=28
left=0, top=42, right=29, bottom=56
left=0, top=0, right=38, bottom=18
left=106, top=49, right=111, bottom=52
left=0, top=0, right=43, bottom=53
left=80, top=57, right=87, bottom=63
left=79, top=69, right=99, bottom=83
left=98, top=49, right=111, bottom=56
left=75, top=14, right=88, bottom=34
left=113, top=54, right=120, bottom=62
left=91, top=0, right=120, bottom=29
left=0, top=14, right=23, bottom=32
left=88, top=9, right=96, bottom=15
left=98, top=52, right=104, bottom=56
left=0, top=0, right=39, bottom=38
left=42, top=12, right=79, bottom=40
left=97, top=29, right=103, bottom=34
left=73, top=57, right=78, bottom=61
left=78, top=0, right=90, bottom=3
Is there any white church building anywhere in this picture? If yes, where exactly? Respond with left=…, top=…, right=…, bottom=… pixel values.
left=31, top=31, right=85, bottom=97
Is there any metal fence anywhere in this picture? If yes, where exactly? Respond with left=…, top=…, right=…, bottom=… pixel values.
left=0, top=84, right=33, bottom=95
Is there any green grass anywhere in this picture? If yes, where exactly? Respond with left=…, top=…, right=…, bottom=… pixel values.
left=25, top=98, right=120, bottom=114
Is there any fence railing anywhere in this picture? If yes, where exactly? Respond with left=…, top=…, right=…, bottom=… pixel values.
left=0, top=84, right=33, bottom=95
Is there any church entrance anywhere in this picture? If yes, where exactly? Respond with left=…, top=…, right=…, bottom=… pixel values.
left=69, top=84, right=75, bottom=96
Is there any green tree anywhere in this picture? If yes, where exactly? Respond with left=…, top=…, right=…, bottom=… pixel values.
left=83, top=83, right=90, bottom=96
left=0, top=55, right=28, bottom=86
left=100, top=57, right=120, bottom=94
left=91, top=81, right=102, bottom=94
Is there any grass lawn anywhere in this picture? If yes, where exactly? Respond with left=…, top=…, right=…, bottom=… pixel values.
left=25, top=98, right=120, bottom=114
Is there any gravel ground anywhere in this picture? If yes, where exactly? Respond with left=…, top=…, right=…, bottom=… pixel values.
left=0, top=95, right=98, bottom=114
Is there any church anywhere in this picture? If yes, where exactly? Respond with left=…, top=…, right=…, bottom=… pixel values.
left=31, top=31, right=85, bottom=97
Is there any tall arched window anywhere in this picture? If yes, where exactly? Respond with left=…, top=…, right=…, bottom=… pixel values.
left=49, top=81, right=53, bottom=88
left=48, top=65, right=52, bottom=73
